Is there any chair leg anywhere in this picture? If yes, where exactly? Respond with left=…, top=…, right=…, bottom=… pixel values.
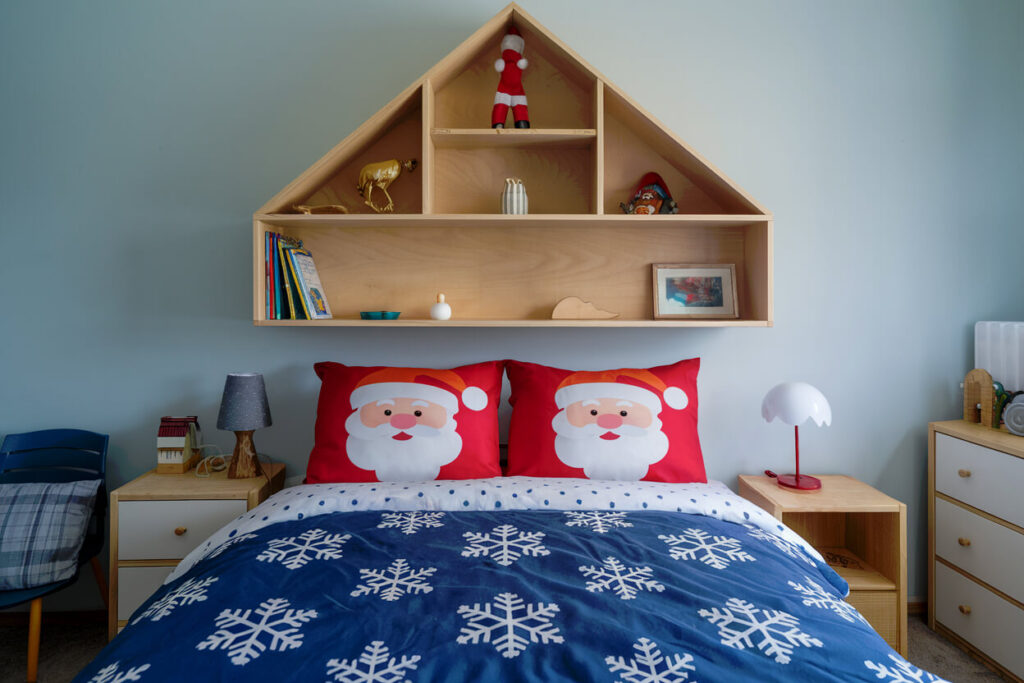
left=91, top=556, right=109, bottom=610
left=27, top=596, right=41, bottom=683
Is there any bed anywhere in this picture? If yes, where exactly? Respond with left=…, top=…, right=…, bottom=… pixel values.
left=75, top=477, right=945, bottom=682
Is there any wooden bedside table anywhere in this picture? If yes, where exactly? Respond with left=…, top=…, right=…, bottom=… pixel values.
left=738, top=474, right=907, bottom=655
left=108, top=462, right=285, bottom=640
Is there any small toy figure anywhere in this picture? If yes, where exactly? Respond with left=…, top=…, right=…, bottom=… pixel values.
left=491, top=26, right=530, bottom=128
left=356, top=158, right=418, bottom=213
left=620, top=172, right=679, bottom=215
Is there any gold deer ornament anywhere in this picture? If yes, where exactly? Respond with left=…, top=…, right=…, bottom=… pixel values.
left=357, top=158, right=418, bottom=213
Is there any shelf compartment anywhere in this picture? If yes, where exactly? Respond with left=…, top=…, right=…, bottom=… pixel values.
left=255, top=217, right=769, bottom=324
left=432, top=128, right=597, bottom=148
left=254, top=318, right=771, bottom=328
left=819, top=546, right=896, bottom=592
left=432, top=17, right=595, bottom=130
left=603, top=87, right=766, bottom=215
left=432, top=143, right=594, bottom=214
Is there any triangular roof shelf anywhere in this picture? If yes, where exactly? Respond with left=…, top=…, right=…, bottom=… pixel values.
left=254, top=4, right=772, bottom=327
left=260, top=2, right=768, bottom=217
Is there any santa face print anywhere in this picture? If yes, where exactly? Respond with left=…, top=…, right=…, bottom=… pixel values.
left=345, top=397, right=463, bottom=481
left=552, top=397, right=669, bottom=480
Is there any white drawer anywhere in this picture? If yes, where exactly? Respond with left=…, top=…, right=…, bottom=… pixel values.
left=935, top=563, right=1024, bottom=679
left=118, top=499, right=246, bottom=560
left=935, top=433, right=1024, bottom=527
left=935, top=498, right=1024, bottom=603
left=117, top=566, right=175, bottom=621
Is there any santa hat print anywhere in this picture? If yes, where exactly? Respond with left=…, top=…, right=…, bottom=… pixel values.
left=350, top=368, right=488, bottom=414
left=554, top=369, right=688, bottom=412
left=501, top=26, right=525, bottom=57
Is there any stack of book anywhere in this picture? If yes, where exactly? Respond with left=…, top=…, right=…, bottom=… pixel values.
left=157, top=416, right=202, bottom=474
left=265, top=231, right=333, bottom=320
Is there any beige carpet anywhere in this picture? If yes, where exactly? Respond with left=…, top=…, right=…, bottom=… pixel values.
left=0, top=615, right=1009, bottom=682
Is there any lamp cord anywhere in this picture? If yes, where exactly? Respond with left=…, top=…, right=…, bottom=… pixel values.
left=194, top=444, right=274, bottom=486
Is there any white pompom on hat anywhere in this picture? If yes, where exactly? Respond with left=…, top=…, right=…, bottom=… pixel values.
left=350, top=368, right=488, bottom=414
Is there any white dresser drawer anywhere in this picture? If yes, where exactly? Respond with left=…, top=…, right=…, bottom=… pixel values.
left=117, top=566, right=175, bottom=621
left=935, top=433, right=1024, bottom=528
left=935, top=498, right=1024, bottom=603
left=118, top=499, right=246, bottom=560
left=935, top=563, right=1024, bottom=679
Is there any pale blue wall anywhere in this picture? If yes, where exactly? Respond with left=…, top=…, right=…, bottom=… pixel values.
left=2, top=0, right=1022, bottom=609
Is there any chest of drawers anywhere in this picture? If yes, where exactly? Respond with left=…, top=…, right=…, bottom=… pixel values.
left=928, top=420, right=1024, bottom=682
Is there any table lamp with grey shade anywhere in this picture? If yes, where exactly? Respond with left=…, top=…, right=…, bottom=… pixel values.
left=217, top=373, right=270, bottom=479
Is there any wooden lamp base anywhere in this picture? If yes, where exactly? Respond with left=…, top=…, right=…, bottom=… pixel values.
left=227, top=430, right=265, bottom=479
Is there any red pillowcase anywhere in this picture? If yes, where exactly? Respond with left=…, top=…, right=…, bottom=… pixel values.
left=306, top=361, right=503, bottom=483
left=505, top=359, right=705, bottom=483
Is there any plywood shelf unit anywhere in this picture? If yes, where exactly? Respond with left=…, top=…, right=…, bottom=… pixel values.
left=254, top=3, right=772, bottom=327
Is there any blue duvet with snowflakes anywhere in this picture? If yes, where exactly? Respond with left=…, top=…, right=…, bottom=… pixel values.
left=76, top=478, right=944, bottom=682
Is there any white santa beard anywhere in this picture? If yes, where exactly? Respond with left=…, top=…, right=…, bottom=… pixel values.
left=551, top=410, right=668, bottom=481
left=344, top=412, right=462, bottom=482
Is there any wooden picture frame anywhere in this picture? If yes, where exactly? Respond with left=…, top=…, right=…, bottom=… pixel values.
left=652, top=264, right=739, bottom=319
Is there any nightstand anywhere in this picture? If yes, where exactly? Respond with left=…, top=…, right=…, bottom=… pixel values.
left=738, top=474, right=907, bottom=655
left=108, top=463, right=285, bottom=640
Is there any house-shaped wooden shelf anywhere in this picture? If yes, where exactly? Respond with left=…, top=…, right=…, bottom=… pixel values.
left=254, top=3, right=772, bottom=327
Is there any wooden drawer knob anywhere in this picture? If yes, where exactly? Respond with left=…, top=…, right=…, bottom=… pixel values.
left=958, top=604, right=971, bottom=615
left=957, top=537, right=971, bottom=547
left=174, top=527, right=187, bottom=536
left=958, top=469, right=972, bottom=478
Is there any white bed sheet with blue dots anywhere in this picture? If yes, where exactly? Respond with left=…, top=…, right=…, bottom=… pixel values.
left=166, top=477, right=819, bottom=584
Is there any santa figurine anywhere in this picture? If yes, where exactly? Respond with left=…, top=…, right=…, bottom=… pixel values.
left=551, top=369, right=688, bottom=480
left=491, top=26, right=530, bottom=128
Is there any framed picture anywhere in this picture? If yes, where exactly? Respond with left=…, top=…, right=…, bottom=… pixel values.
left=652, top=264, right=739, bottom=319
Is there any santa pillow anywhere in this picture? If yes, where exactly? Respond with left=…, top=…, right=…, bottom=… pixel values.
left=307, top=361, right=503, bottom=483
left=505, top=359, right=705, bottom=483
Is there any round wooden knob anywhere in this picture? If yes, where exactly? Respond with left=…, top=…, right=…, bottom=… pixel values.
left=958, top=604, right=971, bottom=615
left=958, top=537, right=971, bottom=547
left=957, top=469, right=972, bottom=478
left=174, top=527, right=187, bottom=536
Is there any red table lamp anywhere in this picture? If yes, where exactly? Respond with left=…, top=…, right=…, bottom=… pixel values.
left=761, top=382, right=832, bottom=491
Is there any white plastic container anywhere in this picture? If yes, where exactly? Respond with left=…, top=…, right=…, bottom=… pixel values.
left=975, top=321, right=1024, bottom=392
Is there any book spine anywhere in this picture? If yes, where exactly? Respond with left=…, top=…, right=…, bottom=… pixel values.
left=288, top=249, right=313, bottom=319
left=284, top=247, right=309, bottom=319
left=265, top=231, right=272, bottom=320
left=277, top=237, right=295, bottom=319
left=273, top=233, right=284, bottom=319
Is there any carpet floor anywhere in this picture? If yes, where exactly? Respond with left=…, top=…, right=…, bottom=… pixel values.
left=0, top=615, right=1009, bottom=682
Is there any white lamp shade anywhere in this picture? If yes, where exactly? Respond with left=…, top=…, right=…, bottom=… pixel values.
left=761, top=382, right=832, bottom=427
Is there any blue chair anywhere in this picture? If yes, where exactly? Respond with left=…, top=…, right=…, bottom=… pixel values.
left=0, top=429, right=109, bottom=683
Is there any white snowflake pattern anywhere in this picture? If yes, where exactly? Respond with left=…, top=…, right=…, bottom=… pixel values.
left=326, top=640, right=421, bottom=683
left=788, top=576, right=867, bottom=624
left=350, top=558, right=437, bottom=602
left=196, top=597, right=318, bottom=665
left=563, top=511, right=634, bottom=534
left=256, top=528, right=351, bottom=570
left=605, top=637, right=696, bottom=683
left=377, top=511, right=446, bottom=535
left=579, top=556, right=665, bottom=600
left=461, top=524, right=550, bottom=566
left=88, top=662, right=151, bottom=683
left=699, top=597, right=822, bottom=664
left=207, top=533, right=257, bottom=559
left=659, top=528, right=756, bottom=570
left=864, top=653, right=950, bottom=682
left=132, top=576, right=219, bottom=624
left=456, top=592, right=564, bottom=658
left=744, top=525, right=817, bottom=567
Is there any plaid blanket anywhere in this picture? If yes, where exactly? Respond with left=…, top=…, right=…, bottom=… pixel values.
left=0, top=479, right=101, bottom=590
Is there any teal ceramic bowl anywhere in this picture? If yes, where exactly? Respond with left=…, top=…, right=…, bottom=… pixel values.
left=360, top=311, right=400, bottom=320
